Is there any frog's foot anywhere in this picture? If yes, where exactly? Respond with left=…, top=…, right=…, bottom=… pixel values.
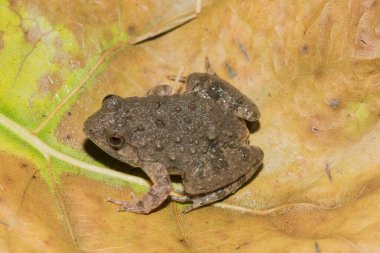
left=180, top=167, right=257, bottom=214
left=107, top=194, right=140, bottom=212
left=108, top=163, right=172, bottom=214
left=107, top=188, right=171, bottom=214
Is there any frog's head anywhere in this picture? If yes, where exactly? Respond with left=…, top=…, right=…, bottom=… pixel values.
left=84, top=94, right=128, bottom=158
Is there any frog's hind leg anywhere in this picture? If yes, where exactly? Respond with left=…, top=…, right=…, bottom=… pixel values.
left=108, top=162, right=172, bottom=214
left=172, top=167, right=257, bottom=214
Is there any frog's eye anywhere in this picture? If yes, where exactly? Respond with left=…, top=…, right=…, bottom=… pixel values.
left=207, top=83, right=221, bottom=99
left=102, top=94, right=121, bottom=111
left=107, top=135, right=125, bottom=149
left=102, top=94, right=115, bottom=103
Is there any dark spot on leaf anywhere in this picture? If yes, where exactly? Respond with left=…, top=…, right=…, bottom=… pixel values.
left=300, top=44, right=309, bottom=54
left=235, top=242, right=249, bottom=250
left=239, top=43, right=250, bottom=61
left=314, top=241, right=321, bottom=253
left=66, top=134, right=71, bottom=140
left=67, top=111, right=72, bottom=116
left=9, top=0, right=17, bottom=8
left=311, top=126, right=320, bottom=133
left=128, top=25, right=136, bottom=35
left=224, top=62, right=237, bottom=78
left=314, top=68, right=324, bottom=79
left=325, top=163, right=333, bottom=182
left=327, top=98, right=340, bottom=109
left=20, top=163, right=28, bottom=168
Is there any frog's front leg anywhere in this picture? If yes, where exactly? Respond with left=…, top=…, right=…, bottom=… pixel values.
left=108, top=162, right=172, bottom=214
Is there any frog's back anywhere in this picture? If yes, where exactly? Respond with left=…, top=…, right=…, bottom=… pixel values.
left=122, top=94, right=248, bottom=172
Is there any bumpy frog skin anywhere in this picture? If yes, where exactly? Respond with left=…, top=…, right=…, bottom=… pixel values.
left=84, top=59, right=263, bottom=214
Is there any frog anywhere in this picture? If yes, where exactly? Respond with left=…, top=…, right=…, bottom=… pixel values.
left=83, top=58, right=263, bottom=214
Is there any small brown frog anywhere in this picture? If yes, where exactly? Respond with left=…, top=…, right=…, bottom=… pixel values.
left=84, top=59, right=263, bottom=214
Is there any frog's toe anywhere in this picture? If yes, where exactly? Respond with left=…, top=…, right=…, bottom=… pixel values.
left=106, top=197, right=123, bottom=205
left=107, top=197, right=139, bottom=212
left=182, top=205, right=196, bottom=214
